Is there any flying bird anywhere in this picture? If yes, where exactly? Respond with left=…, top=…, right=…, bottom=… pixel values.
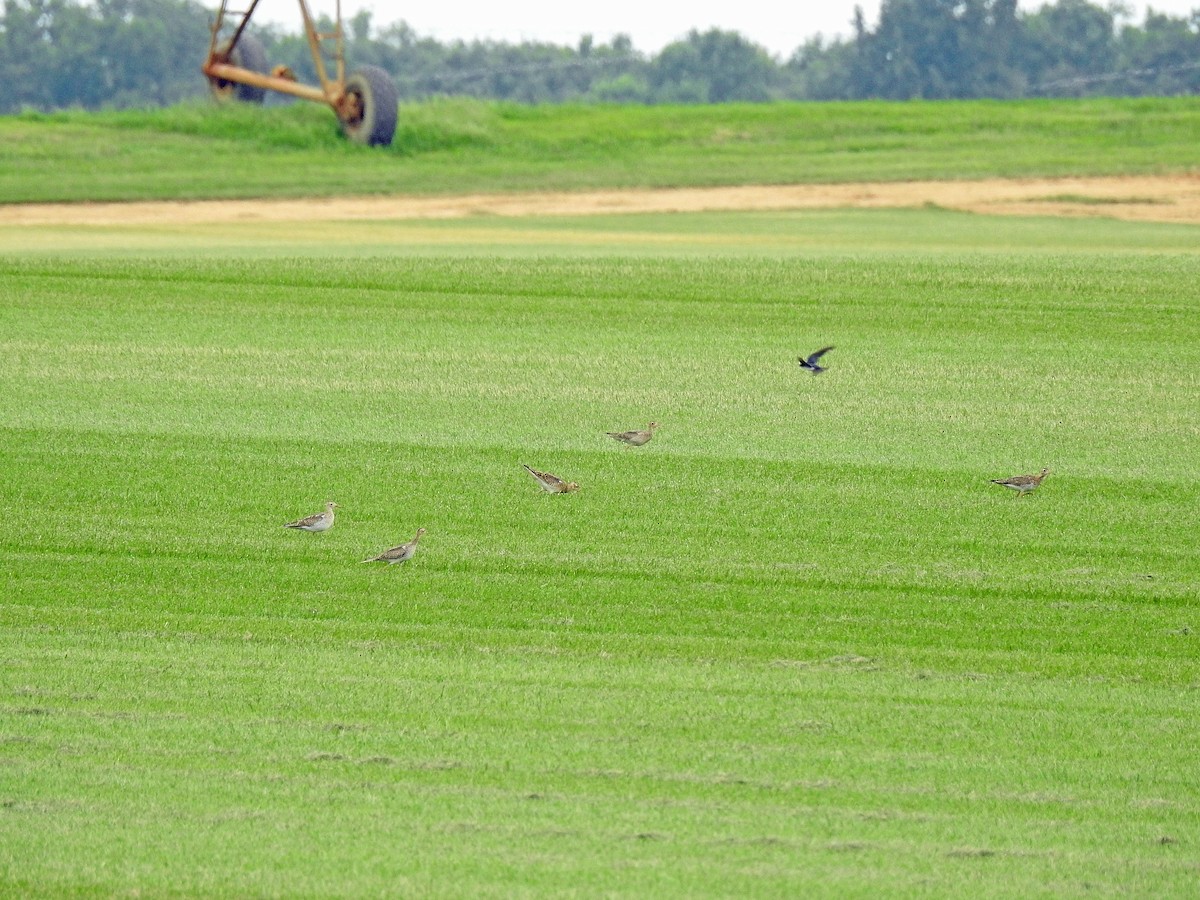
left=362, top=528, right=427, bottom=565
left=522, top=464, right=579, bottom=493
left=283, top=501, right=338, bottom=532
left=607, top=422, right=659, bottom=447
left=798, top=346, right=835, bottom=374
left=990, top=468, right=1050, bottom=496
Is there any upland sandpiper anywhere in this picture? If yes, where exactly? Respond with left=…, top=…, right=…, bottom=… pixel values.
left=522, top=464, right=580, bottom=493
left=607, top=422, right=659, bottom=447
left=990, top=468, right=1050, bottom=496
left=283, top=501, right=338, bottom=532
left=362, top=528, right=427, bottom=564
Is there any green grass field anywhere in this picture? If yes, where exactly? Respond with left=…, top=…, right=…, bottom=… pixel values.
left=2, top=203, right=1198, bottom=895
left=2, top=95, right=1199, bottom=202
left=3, top=95, right=1199, bottom=895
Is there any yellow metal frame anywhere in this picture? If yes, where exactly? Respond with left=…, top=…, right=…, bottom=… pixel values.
left=202, top=0, right=351, bottom=111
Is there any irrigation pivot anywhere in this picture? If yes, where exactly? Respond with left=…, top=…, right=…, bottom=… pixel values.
left=202, top=0, right=398, bottom=147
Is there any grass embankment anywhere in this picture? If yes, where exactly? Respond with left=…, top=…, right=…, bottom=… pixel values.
left=2, top=95, right=1199, bottom=202
left=1, top=211, right=1198, bottom=894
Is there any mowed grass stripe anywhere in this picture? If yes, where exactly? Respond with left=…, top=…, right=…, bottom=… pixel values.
left=9, top=208, right=1200, bottom=260
left=1, top=210, right=1198, bottom=894
left=1, top=243, right=1197, bottom=467
left=4, top=424, right=1196, bottom=592
left=3, top=97, right=1200, bottom=202
left=3, top=630, right=1194, bottom=895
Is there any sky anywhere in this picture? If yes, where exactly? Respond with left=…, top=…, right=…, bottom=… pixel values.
left=251, top=1, right=1200, bottom=58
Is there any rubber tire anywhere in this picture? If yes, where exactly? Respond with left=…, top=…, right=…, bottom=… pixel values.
left=212, top=33, right=269, bottom=104
left=340, top=66, right=398, bottom=147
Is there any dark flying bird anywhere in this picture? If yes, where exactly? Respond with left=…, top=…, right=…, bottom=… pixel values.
left=798, top=346, right=835, bottom=374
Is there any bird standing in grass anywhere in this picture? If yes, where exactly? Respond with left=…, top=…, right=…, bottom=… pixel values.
left=798, top=346, right=835, bottom=374
left=608, top=422, right=659, bottom=447
left=362, top=528, right=426, bottom=564
left=522, top=465, right=579, bottom=493
left=283, top=501, right=338, bottom=532
left=990, top=468, right=1050, bottom=496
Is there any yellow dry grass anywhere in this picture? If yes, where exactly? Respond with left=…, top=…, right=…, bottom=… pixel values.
left=3, top=174, right=1199, bottom=226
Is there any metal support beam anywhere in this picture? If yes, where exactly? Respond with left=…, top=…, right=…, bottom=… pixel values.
left=202, top=62, right=338, bottom=105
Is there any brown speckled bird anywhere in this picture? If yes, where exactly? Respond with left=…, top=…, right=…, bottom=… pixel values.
left=283, top=501, right=338, bottom=532
left=607, top=422, right=659, bottom=447
left=990, top=468, right=1049, bottom=496
left=362, top=528, right=426, bottom=564
left=523, top=464, right=579, bottom=494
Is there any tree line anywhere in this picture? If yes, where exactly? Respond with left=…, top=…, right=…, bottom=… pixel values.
left=1, top=0, right=1198, bottom=113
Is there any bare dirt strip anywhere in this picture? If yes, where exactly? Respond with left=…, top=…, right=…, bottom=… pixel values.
left=3, top=174, right=1200, bottom=226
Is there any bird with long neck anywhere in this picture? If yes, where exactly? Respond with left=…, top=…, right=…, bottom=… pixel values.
left=362, top=528, right=427, bottom=564
left=283, top=501, right=338, bottom=532
left=522, top=465, right=579, bottom=493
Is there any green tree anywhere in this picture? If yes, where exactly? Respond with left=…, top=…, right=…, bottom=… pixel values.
left=784, top=34, right=861, bottom=100
left=1, top=0, right=1195, bottom=111
left=647, top=29, right=779, bottom=103
left=0, top=0, right=209, bottom=111
left=1, top=0, right=62, bottom=111
left=1115, top=10, right=1200, bottom=95
left=1019, top=0, right=1116, bottom=95
left=851, top=0, right=1024, bottom=99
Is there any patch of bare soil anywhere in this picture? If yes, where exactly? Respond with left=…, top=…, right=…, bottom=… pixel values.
left=3, top=174, right=1199, bottom=226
